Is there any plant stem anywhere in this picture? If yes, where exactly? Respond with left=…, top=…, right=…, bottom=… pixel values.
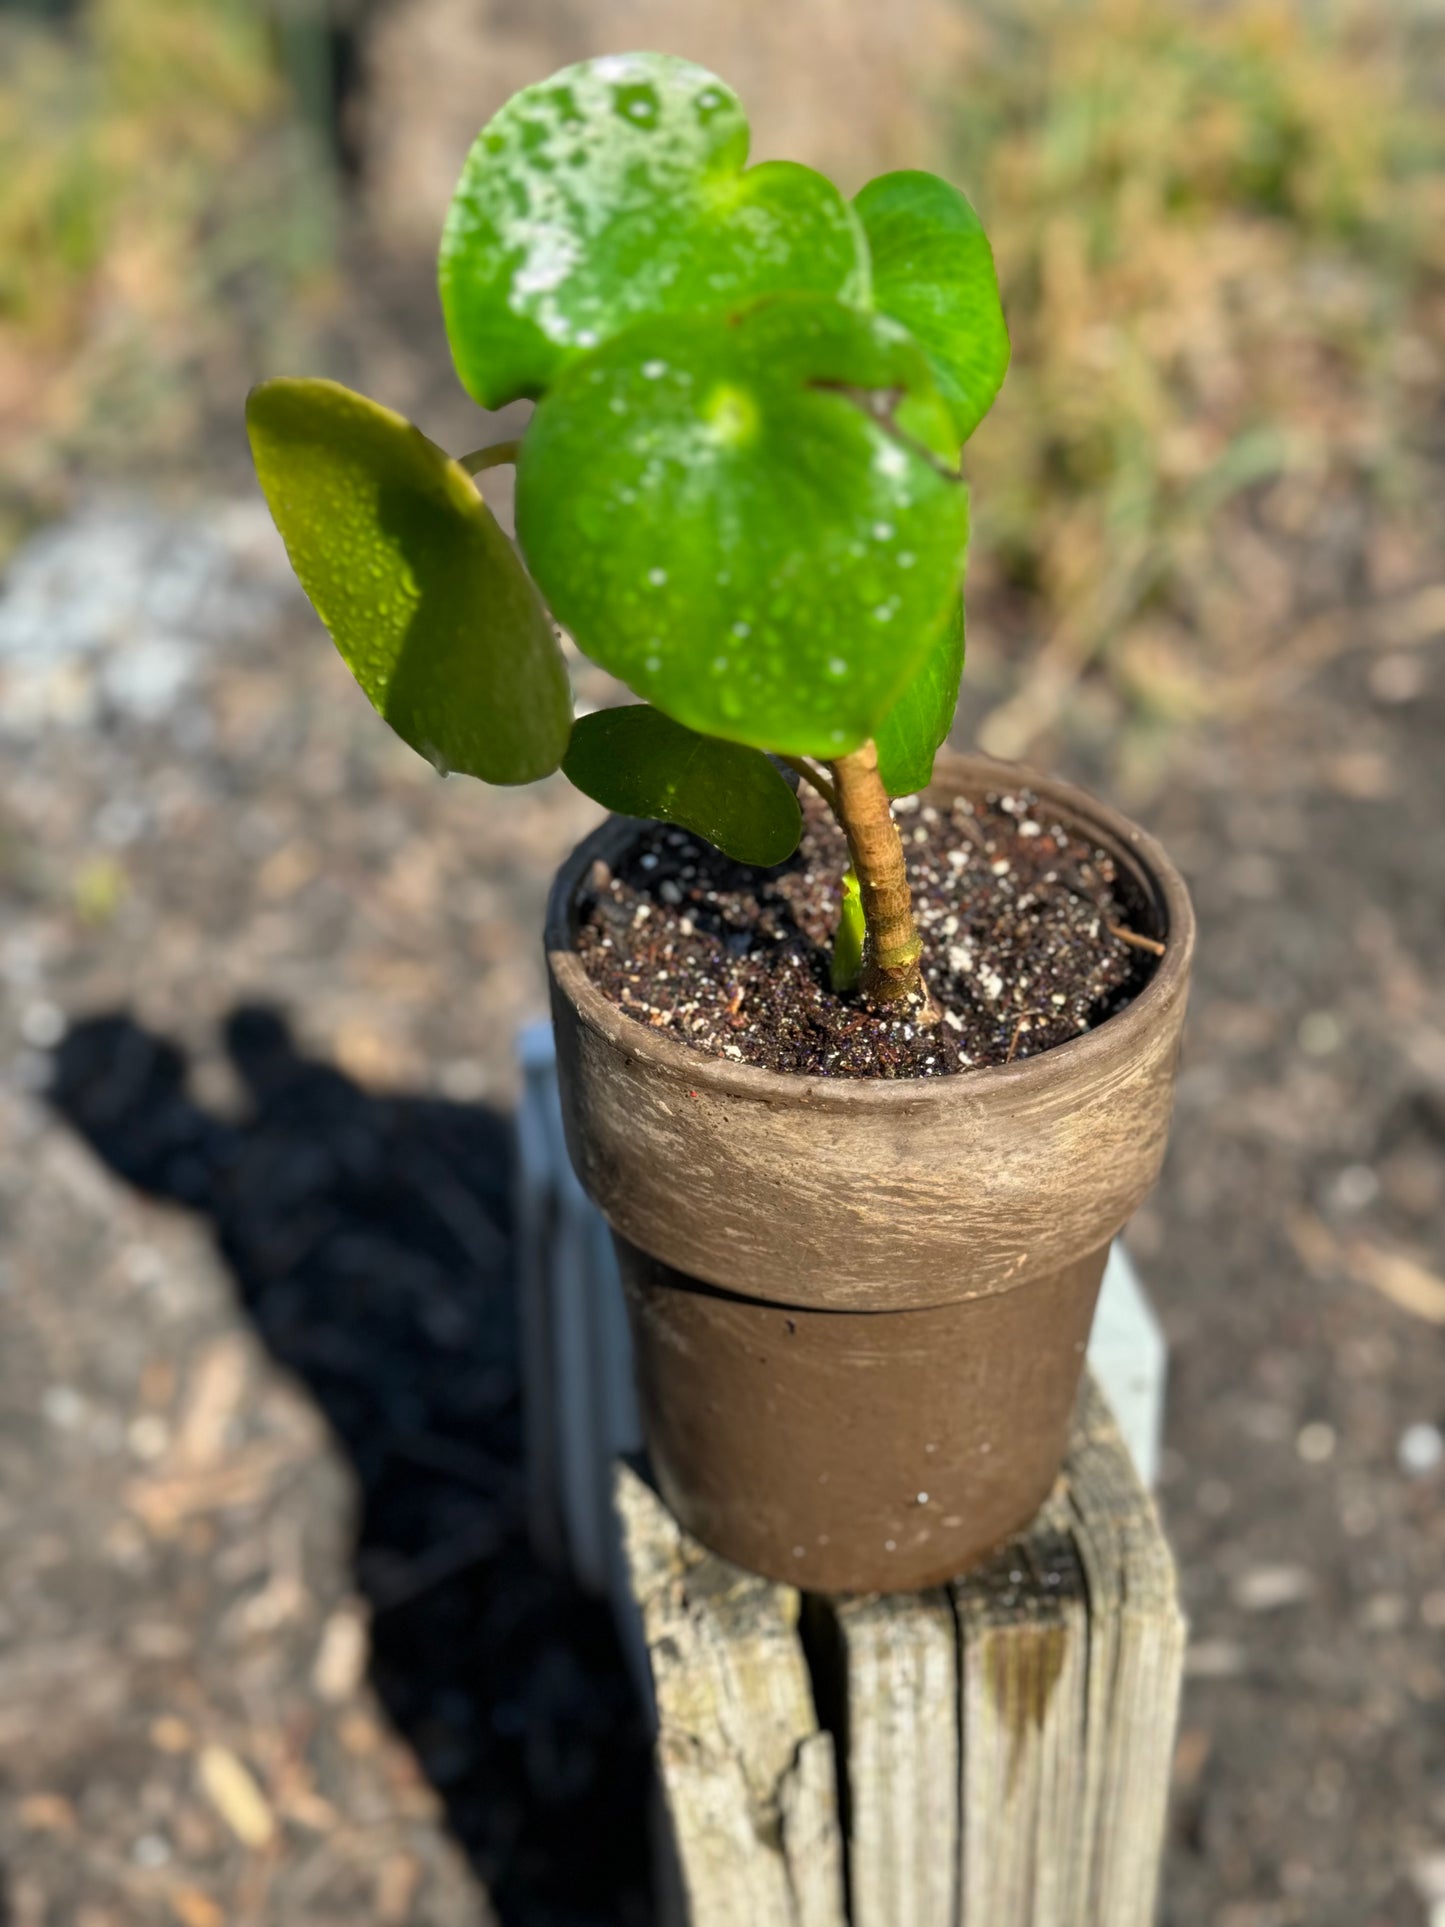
left=830, top=867, right=865, bottom=993
left=827, top=741, right=928, bottom=1007
left=458, top=440, right=521, bottom=475
left=778, top=754, right=839, bottom=812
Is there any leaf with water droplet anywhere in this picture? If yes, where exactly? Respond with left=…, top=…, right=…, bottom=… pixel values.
left=439, top=53, right=869, bottom=408
left=562, top=705, right=801, bottom=866
left=873, top=592, right=966, bottom=796
left=517, top=293, right=968, bottom=760
left=854, top=170, right=1009, bottom=444
left=246, top=378, right=571, bottom=784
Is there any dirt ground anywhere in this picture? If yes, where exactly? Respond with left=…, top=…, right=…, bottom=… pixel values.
left=1, top=17, right=1443, bottom=1921
left=1, top=398, right=1442, bottom=1927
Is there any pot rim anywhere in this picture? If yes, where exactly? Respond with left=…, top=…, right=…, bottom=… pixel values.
left=545, top=749, right=1195, bottom=1112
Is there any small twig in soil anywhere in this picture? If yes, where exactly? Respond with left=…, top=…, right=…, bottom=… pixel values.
left=1106, top=922, right=1167, bottom=957
left=1005, top=1011, right=1044, bottom=1064
left=953, top=810, right=990, bottom=853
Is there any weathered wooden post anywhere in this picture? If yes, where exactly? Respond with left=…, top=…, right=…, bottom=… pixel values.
left=516, top=1025, right=1185, bottom=1926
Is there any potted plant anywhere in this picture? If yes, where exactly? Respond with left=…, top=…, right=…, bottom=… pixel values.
left=247, top=51, right=1194, bottom=1593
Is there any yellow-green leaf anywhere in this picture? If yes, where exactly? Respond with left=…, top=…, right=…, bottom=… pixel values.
left=246, top=377, right=571, bottom=784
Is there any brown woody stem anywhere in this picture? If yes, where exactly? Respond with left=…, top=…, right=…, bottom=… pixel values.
left=828, top=741, right=927, bottom=1006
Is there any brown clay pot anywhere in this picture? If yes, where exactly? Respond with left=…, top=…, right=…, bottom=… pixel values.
left=546, top=752, right=1194, bottom=1593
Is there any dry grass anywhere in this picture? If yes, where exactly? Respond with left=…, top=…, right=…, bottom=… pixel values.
left=3, top=0, right=1441, bottom=753
left=0, top=0, right=336, bottom=554
left=946, top=0, right=1445, bottom=759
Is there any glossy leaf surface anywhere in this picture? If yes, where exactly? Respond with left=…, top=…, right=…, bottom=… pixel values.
left=873, top=592, right=966, bottom=796
left=563, top=705, right=802, bottom=865
left=855, top=170, right=1009, bottom=445
left=516, top=294, right=969, bottom=760
left=440, top=52, right=868, bottom=408
left=246, top=378, right=571, bottom=785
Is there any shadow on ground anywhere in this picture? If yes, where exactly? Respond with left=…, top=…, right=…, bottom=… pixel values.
left=48, top=1006, right=651, bottom=1926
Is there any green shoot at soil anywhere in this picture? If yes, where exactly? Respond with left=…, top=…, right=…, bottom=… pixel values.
left=246, top=52, right=1008, bottom=1006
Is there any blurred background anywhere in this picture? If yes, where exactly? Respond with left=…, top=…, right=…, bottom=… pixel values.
left=1, top=1, right=1443, bottom=1922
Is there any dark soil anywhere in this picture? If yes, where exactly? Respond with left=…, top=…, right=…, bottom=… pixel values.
left=575, top=787, right=1158, bottom=1078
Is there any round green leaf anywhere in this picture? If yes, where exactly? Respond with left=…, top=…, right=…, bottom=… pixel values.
left=439, top=52, right=869, bottom=409
left=563, top=705, right=801, bottom=866
left=246, top=377, right=571, bottom=785
left=516, top=294, right=970, bottom=762
left=873, top=592, right=966, bottom=796
left=854, top=170, right=1010, bottom=446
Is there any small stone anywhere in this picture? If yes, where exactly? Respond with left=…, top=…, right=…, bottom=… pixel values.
left=42, top=1385, right=86, bottom=1430
left=1298, top=1010, right=1342, bottom=1056
left=1330, top=1163, right=1379, bottom=1211
left=312, top=1606, right=369, bottom=1703
left=1399, top=1423, right=1444, bottom=1477
left=1411, top=1849, right=1445, bottom=1906
left=438, top=1057, right=488, bottom=1102
left=1358, top=1592, right=1407, bottom=1633
left=1185, top=1639, right=1247, bottom=1679
left=1370, top=651, right=1428, bottom=703
left=127, top=1415, right=170, bottom=1461
left=1296, top=1421, right=1336, bottom=1463
left=1232, top=1563, right=1314, bottom=1612
left=19, top=1000, right=66, bottom=1048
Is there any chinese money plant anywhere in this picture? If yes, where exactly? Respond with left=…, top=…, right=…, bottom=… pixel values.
left=247, top=52, right=1008, bottom=1006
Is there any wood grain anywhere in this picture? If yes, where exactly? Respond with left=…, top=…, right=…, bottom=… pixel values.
left=618, top=1378, right=1185, bottom=1925
left=615, top=1462, right=848, bottom=1927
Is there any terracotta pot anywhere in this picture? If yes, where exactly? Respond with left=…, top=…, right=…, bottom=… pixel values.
left=546, top=752, right=1194, bottom=1592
